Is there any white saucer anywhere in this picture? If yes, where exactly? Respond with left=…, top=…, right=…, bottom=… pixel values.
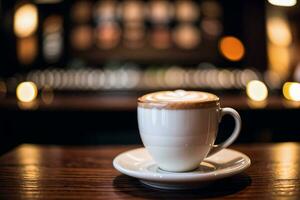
left=113, top=148, right=251, bottom=190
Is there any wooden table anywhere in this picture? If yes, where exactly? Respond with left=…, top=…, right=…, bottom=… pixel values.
left=0, top=143, right=299, bottom=199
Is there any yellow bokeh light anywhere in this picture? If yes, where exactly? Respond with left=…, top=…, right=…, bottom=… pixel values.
left=283, top=82, right=300, bottom=101
left=16, top=82, right=38, bottom=103
left=14, top=4, right=38, bottom=38
left=267, top=17, right=292, bottom=47
left=246, top=80, right=268, bottom=101
left=219, top=36, right=245, bottom=61
left=268, top=0, right=297, bottom=7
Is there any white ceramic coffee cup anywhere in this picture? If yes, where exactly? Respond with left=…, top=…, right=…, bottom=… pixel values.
left=137, top=90, right=241, bottom=172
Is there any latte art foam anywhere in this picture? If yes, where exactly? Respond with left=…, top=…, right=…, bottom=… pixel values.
left=138, top=90, right=219, bottom=109
left=145, top=90, right=209, bottom=102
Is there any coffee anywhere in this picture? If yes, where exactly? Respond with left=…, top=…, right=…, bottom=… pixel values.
left=138, top=90, right=241, bottom=172
left=138, top=90, right=219, bottom=109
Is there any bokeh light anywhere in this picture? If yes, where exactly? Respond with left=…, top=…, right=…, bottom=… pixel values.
left=122, top=0, right=145, bottom=22
left=267, top=17, right=292, bottom=47
left=201, top=0, right=222, bottom=18
left=71, top=0, right=92, bottom=23
left=201, top=18, right=222, bottom=38
left=283, top=82, right=300, bottom=101
left=268, top=44, right=290, bottom=80
left=173, top=24, right=200, bottom=49
left=95, top=0, right=116, bottom=22
left=219, top=36, right=245, bottom=61
left=148, top=0, right=173, bottom=24
left=70, top=25, right=93, bottom=50
left=268, top=0, right=297, bottom=7
left=17, top=36, right=37, bottom=64
left=246, top=80, right=268, bottom=101
left=16, top=82, right=38, bottom=103
left=164, top=66, right=185, bottom=88
left=14, top=4, right=38, bottom=38
left=43, top=15, right=63, bottom=62
left=96, top=22, right=121, bottom=49
left=175, top=0, right=199, bottom=22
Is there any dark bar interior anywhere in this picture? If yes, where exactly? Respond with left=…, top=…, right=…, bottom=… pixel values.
left=1, top=0, right=300, bottom=198
left=1, top=0, right=300, bottom=152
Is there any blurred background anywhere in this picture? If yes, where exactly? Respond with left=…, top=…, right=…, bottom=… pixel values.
left=1, top=0, right=300, bottom=153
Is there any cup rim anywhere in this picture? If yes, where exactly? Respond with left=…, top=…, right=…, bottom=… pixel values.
left=138, top=90, right=220, bottom=109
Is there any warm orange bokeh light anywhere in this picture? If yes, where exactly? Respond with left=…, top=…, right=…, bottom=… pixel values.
left=17, top=36, right=37, bottom=65
left=219, top=36, right=245, bottom=61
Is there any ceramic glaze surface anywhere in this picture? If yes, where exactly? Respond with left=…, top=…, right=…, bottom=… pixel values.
left=138, top=106, right=220, bottom=172
left=113, top=148, right=251, bottom=190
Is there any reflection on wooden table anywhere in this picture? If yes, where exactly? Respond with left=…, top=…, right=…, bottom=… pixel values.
left=0, top=143, right=299, bottom=199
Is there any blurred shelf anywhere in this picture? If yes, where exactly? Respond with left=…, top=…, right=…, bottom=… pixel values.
left=75, top=44, right=217, bottom=65
left=0, top=94, right=298, bottom=111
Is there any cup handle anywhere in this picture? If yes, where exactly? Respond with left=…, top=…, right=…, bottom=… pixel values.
left=207, top=107, right=241, bottom=157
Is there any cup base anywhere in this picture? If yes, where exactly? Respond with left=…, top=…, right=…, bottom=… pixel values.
left=157, top=166, right=200, bottom=173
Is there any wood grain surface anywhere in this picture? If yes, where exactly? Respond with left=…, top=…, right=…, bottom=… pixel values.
left=0, top=143, right=299, bottom=199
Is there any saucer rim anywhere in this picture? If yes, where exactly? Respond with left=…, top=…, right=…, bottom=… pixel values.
left=113, top=147, right=251, bottom=183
